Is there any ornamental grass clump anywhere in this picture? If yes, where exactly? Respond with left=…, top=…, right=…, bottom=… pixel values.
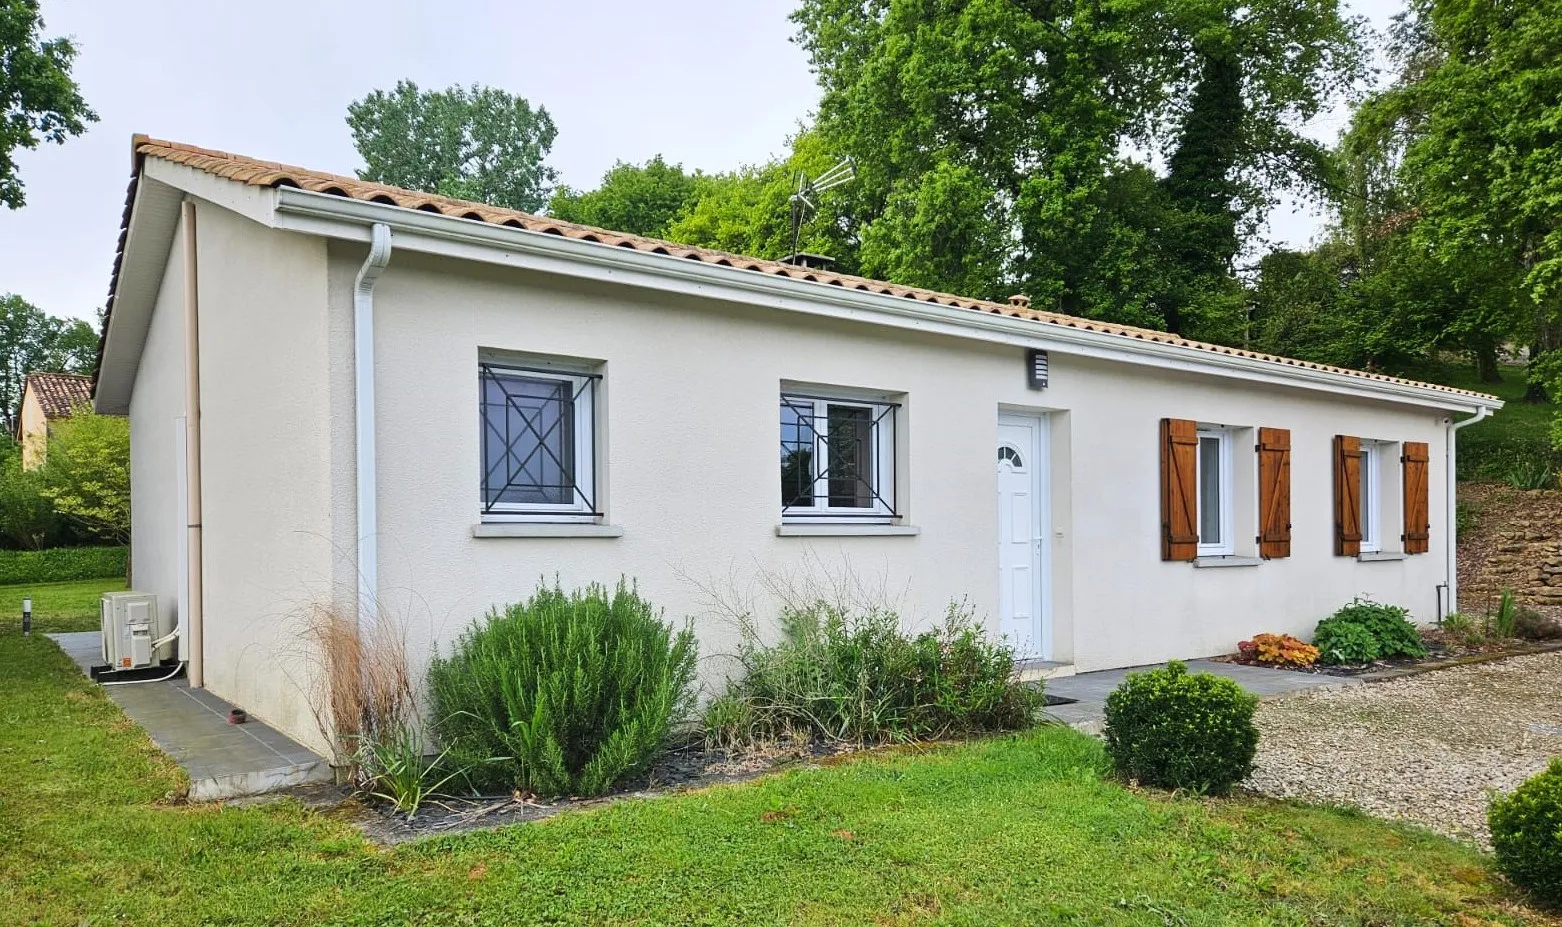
left=704, top=601, right=1042, bottom=747
left=1103, top=661, right=1258, bottom=795
left=1489, top=759, right=1562, bottom=909
left=428, top=581, right=697, bottom=798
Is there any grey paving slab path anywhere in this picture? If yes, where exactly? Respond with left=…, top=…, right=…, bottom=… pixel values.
left=1043, top=658, right=1359, bottom=732
left=47, top=632, right=331, bottom=801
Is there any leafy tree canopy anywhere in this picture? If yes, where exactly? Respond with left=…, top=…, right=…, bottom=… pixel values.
left=347, top=80, right=558, bottom=212
left=39, top=408, right=128, bottom=545
left=549, top=156, right=709, bottom=239
left=0, top=0, right=95, bottom=209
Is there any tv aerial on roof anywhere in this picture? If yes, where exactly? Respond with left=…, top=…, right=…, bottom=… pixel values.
left=785, top=157, right=856, bottom=268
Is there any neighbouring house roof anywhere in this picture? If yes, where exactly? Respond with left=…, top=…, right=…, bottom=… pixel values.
left=99, top=135, right=1502, bottom=407
left=24, top=371, right=94, bottom=421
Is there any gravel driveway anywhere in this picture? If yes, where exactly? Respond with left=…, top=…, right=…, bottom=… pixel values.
left=1246, top=651, right=1562, bottom=845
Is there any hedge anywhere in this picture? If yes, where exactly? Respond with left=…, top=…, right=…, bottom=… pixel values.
left=0, top=547, right=128, bottom=586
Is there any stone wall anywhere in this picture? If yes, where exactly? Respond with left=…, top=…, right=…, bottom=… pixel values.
left=1458, top=482, right=1562, bottom=618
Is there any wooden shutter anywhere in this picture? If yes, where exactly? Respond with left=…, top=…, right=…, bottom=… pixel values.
left=1161, top=418, right=1199, bottom=561
left=1257, top=427, right=1291, bottom=559
left=1333, top=435, right=1363, bottom=556
left=1402, top=441, right=1430, bottom=554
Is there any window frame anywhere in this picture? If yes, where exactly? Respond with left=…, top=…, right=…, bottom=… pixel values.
left=779, top=392, right=898, bottom=523
left=1359, top=441, right=1381, bottom=553
left=1195, top=425, right=1235, bottom=557
left=479, top=362, right=598, bottom=523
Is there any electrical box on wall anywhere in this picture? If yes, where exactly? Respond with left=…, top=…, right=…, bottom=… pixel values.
left=1027, top=349, right=1049, bottom=390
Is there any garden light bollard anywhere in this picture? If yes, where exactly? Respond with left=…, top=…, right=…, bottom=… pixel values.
left=22, top=597, right=31, bottom=635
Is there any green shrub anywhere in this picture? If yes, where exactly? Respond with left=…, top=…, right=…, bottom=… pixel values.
left=0, top=546, right=127, bottom=585
left=1489, top=759, right=1562, bottom=909
left=1102, top=661, right=1258, bottom=795
left=1313, top=617, right=1381, bottom=664
left=707, top=601, right=1042, bottom=747
left=1492, top=589, right=1520, bottom=639
left=427, top=581, right=697, bottom=798
left=1313, top=598, right=1426, bottom=665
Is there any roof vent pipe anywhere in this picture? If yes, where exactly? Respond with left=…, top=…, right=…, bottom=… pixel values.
left=354, top=224, right=392, bottom=629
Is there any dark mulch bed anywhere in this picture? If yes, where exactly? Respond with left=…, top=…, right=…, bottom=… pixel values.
left=1213, top=638, right=1562, bottom=677
left=348, top=736, right=861, bottom=845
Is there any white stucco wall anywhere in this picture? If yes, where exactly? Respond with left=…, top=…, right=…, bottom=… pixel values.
left=358, top=251, right=1453, bottom=686
left=127, top=211, right=187, bottom=650
left=192, top=204, right=337, bottom=751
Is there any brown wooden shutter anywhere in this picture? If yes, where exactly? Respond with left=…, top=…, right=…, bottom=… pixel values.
left=1161, top=418, right=1199, bottom=561
left=1402, top=441, right=1431, bottom=554
left=1333, top=435, right=1363, bottom=556
left=1257, top=427, right=1291, bottom=559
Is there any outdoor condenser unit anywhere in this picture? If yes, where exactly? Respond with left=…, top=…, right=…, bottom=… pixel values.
left=100, top=591, right=164, bottom=670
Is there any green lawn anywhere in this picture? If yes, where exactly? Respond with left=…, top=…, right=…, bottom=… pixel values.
left=0, top=577, right=124, bottom=634
left=2, top=634, right=1552, bottom=926
left=1420, top=363, right=1558, bottom=480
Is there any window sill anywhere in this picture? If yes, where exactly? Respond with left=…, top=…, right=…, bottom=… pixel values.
left=775, top=524, right=921, bottom=537
left=1192, top=556, right=1262, bottom=569
left=472, top=523, right=624, bottom=538
left=1357, top=551, right=1405, bottom=562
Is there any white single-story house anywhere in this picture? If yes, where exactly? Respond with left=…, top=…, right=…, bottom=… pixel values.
left=95, top=136, right=1501, bottom=753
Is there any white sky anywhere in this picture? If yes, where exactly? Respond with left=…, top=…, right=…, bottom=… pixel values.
left=0, top=0, right=1398, bottom=323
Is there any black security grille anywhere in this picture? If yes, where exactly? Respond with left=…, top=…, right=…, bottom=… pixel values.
left=780, top=396, right=897, bottom=517
left=480, top=364, right=599, bottom=515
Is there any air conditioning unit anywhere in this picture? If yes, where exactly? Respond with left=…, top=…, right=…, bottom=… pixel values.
left=101, top=592, right=164, bottom=671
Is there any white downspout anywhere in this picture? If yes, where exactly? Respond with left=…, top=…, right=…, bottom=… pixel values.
left=181, top=200, right=205, bottom=688
left=1445, top=406, right=1492, bottom=616
left=354, top=224, right=393, bottom=627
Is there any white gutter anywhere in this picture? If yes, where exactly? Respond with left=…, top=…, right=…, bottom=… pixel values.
left=272, top=187, right=1504, bottom=417
left=354, top=224, right=392, bottom=625
left=1445, top=406, right=1492, bottom=615
left=181, top=199, right=204, bottom=688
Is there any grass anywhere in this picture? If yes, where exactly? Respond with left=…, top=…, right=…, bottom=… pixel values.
left=0, top=576, right=124, bottom=634
left=1419, top=363, right=1558, bottom=482
left=2, top=634, right=1554, bottom=926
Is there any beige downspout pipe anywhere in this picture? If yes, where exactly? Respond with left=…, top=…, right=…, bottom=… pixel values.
left=181, top=199, right=204, bottom=687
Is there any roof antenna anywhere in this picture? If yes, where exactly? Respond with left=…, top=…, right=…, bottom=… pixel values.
left=783, top=156, right=855, bottom=270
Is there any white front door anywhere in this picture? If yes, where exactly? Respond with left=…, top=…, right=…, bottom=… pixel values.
left=997, top=414, right=1049, bottom=659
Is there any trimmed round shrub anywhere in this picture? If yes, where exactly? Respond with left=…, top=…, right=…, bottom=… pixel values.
left=1489, top=758, right=1562, bottom=909
left=1103, top=661, right=1258, bottom=795
left=428, top=581, right=697, bottom=798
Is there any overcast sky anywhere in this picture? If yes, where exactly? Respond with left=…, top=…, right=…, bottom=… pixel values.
left=0, top=0, right=1397, bottom=323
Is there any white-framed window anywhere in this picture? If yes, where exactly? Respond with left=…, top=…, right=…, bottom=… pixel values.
left=780, top=393, right=897, bottom=521
left=480, top=362, right=597, bottom=521
left=1359, top=441, right=1382, bottom=553
left=1196, top=425, right=1235, bottom=557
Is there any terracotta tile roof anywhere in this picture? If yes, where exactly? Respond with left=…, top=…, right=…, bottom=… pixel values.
left=25, top=372, right=94, bottom=420
left=112, top=135, right=1499, bottom=404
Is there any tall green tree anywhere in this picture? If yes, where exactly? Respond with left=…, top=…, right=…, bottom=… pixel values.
left=664, top=131, right=860, bottom=264
left=347, top=81, right=558, bottom=212
left=39, top=408, right=128, bottom=544
left=0, top=0, right=94, bottom=209
left=549, top=156, right=707, bottom=238
left=792, top=0, right=1365, bottom=339
left=0, top=294, right=95, bottom=434
left=1335, top=0, right=1561, bottom=384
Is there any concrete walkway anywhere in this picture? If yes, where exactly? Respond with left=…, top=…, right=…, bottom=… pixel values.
left=1043, top=658, right=1359, bottom=732
left=48, top=632, right=331, bottom=801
